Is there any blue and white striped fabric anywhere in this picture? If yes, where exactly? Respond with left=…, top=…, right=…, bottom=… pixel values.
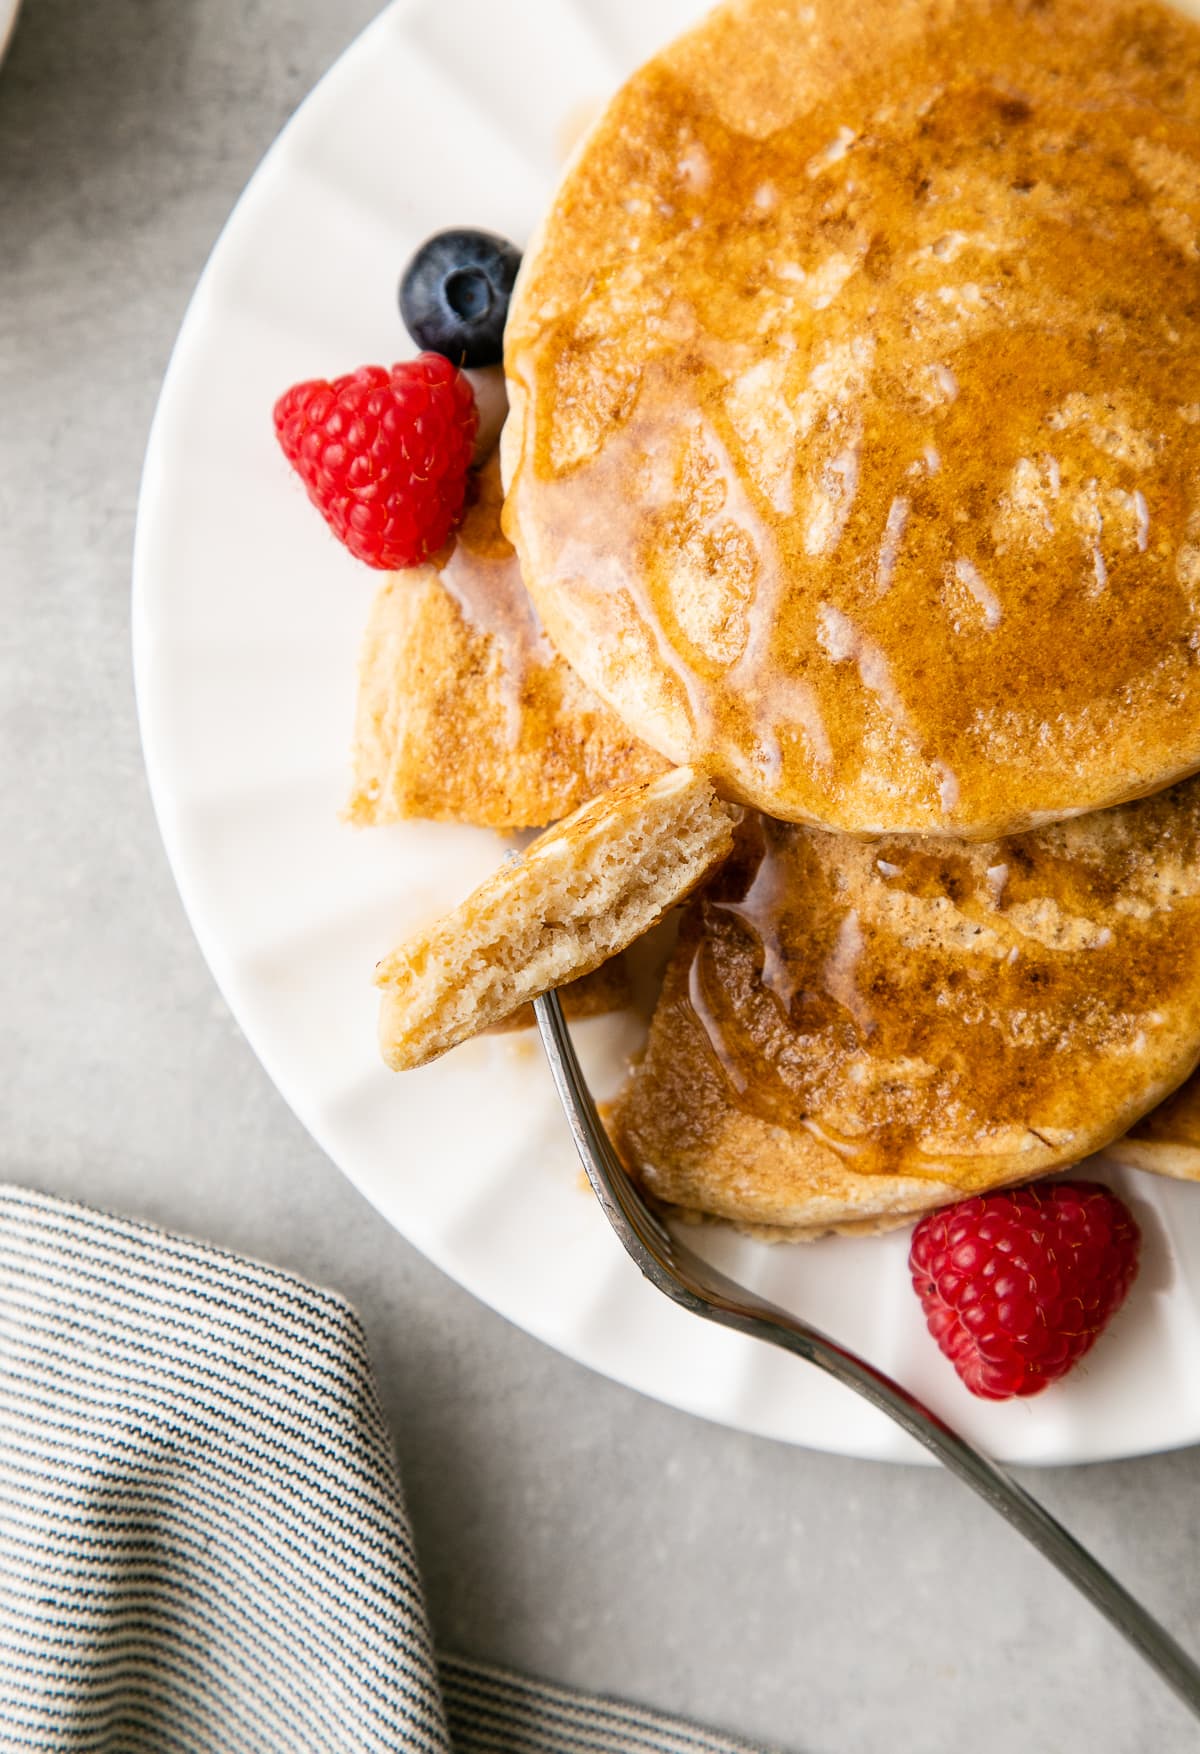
left=0, top=1185, right=768, bottom=1754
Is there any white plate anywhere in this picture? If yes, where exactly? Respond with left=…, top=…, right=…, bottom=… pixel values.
left=0, top=0, right=21, bottom=66
left=133, top=0, right=1200, bottom=1465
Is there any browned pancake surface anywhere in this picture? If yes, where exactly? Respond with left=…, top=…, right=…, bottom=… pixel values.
left=506, top=0, right=1200, bottom=837
left=613, top=780, right=1200, bottom=1234
left=1112, top=1067, right=1200, bottom=1180
left=349, top=457, right=665, bottom=831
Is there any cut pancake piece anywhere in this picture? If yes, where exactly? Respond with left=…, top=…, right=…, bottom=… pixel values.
left=487, top=956, right=632, bottom=1034
left=505, top=0, right=1200, bottom=837
left=611, top=782, right=1200, bottom=1238
left=348, top=455, right=665, bottom=832
left=1110, top=1072, right=1200, bottom=1183
left=377, top=767, right=736, bottom=1071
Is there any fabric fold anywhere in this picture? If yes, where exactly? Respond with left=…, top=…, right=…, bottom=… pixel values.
left=0, top=1186, right=768, bottom=1754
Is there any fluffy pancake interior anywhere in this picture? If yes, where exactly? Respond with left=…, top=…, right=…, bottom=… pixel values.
left=377, top=766, right=735, bottom=1070
left=488, top=957, right=632, bottom=1033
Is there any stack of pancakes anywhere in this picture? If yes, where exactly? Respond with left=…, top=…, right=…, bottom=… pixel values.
left=366, top=0, right=1200, bottom=1235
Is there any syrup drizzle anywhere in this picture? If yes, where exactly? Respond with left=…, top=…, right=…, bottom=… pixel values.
left=438, top=456, right=554, bottom=747
left=670, top=798, right=1200, bottom=1180
left=505, top=0, right=1200, bottom=831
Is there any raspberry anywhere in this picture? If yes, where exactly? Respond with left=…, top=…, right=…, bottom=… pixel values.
left=909, top=1182, right=1140, bottom=1400
left=273, top=355, right=478, bottom=570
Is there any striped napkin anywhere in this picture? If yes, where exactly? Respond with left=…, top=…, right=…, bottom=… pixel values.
left=0, top=1185, right=769, bottom=1753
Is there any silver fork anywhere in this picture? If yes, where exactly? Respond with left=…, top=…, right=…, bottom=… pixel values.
left=533, top=989, right=1200, bottom=1721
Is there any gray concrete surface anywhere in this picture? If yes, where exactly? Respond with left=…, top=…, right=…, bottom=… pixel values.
left=2, top=4, right=1199, bottom=1750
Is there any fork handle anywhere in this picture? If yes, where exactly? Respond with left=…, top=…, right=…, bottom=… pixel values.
left=533, top=991, right=1200, bottom=1721
left=706, top=1296, right=1200, bottom=1720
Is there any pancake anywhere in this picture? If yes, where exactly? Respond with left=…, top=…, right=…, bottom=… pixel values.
left=488, top=956, right=632, bottom=1035
left=348, top=456, right=665, bottom=832
left=1109, top=1069, right=1200, bottom=1182
left=611, top=780, right=1200, bottom=1237
left=504, top=0, right=1200, bottom=838
left=377, top=766, right=736, bottom=1071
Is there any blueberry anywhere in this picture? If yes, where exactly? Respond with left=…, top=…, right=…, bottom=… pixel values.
left=399, top=228, right=522, bottom=369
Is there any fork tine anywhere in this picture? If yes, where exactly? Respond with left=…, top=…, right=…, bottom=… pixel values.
left=532, top=991, right=673, bottom=1259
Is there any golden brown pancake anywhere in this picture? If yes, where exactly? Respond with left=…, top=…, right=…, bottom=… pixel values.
left=1110, top=1069, right=1200, bottom=1181
left=504, top=0, right=1200, bottom=838
left=377, top=766, right=735, bottom=1071
left=611, top=780, right=1200, bottom=1237
left=348, top=457, right=665, bottom=831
